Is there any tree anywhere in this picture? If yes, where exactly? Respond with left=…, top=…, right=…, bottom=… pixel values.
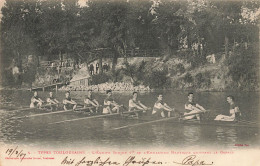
left=86, top=0, right=129, bottom=72
left=155, top=0, right=185, bottom=55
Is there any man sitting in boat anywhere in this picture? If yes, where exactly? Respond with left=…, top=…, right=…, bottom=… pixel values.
left=63, top=91, right=77, bottom=111
left=84, top=90, right=100, bottom=113
left=214, top=95, right=241, bottom=121
left=30, top=91, right=44, bottom=108
left=103, top=90, right=120, bottom=114
left=128, top=92, right=149, bottom=117
left=152, top=94, right=174, bottom=118
left=184, top=92, right=206, bottom=120
left=46, top=91, right=59, bottom=111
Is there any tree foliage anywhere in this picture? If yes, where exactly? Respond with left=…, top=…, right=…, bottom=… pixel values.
left=1, top=0, right=259, bottom=89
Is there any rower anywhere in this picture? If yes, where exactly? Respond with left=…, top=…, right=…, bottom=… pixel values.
left=30, top=91, right=44, bottom=108
left=63, top=91, right=77, bottom=111
left=103, top=90, right=120, bottom=114
left=184, top=92, right=206, bottom=120
left=214, top=95, right=241, bottom=121
left=129, top=92, right=149, bottom=117
left=84, top=90, right=100, bottom=113
left=46, top=91, right=59, bottom=111
left=152, top=94, right=174, bottom=118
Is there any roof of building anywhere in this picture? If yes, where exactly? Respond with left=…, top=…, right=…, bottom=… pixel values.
left=70, top=66, right=90, bottom=82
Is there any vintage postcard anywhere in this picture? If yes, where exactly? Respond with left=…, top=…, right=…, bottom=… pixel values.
left=0, top=0, right=259, bottom=166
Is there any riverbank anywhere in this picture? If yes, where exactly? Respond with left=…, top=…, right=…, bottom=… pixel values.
left=1, top=50, right=258, bottom=92
left=59, top=82, right=151, bottom=92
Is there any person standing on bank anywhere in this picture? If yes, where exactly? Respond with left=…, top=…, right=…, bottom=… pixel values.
left=96, top=63, right=99, bottom=74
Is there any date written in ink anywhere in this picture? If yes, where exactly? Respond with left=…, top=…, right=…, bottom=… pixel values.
left=235, top=144, right=249, bottom=147
left=5, top=146, right=27, bottom=162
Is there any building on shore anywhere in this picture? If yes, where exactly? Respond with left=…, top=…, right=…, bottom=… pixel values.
left=69, top=66, right=90, bottom=87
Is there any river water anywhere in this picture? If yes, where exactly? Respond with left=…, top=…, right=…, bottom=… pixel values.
left=0, top=90, right=259, bottom=149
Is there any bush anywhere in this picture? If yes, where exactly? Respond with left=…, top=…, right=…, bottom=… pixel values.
left=90, top=73, right=111, bottom=85
left=188, top=54, right=206, bottom=68
left=169, top=68, right=176, bottom=76
left=194, top=73, right=203, bottom=87
left=22, top=65, right=37, bottom=85
left=176, top=49, right=207, bottom=68
left=183, top=72, right=193, bottom=83
left=225, top=46, right=258, bottom=90
left=194, top=72, right=211, bottom=88
left=143, top=68, right=169, bottom=89
left=111, top=69, right=124, bottom=82
left=176, top=63, right=185, bottom=74
left=122, top=61, right=146, bottom=85
left=203, top=72, right=211, bottom=88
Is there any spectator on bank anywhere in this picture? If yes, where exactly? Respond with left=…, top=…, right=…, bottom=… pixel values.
left=51, top=62, right=55, bottom=68
left=89, top=64, right=94, bottom=75
left=57, top=65, right=62, bottom=74
left=75, top=63, right=79, bottom=70
left=96, top=63, right=99, bottom=74
left=103, top=63, right=107, bottom=72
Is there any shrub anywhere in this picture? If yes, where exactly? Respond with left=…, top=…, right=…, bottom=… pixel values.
left=203, top=72, right=211, bottom=88
left=176, top=63, right=185, bottom=74
left=110, top=69, right=124, bottom=82
left=90, top=73, right=111, bottom=85
left=194, top=72, right=211, bottom=88
left=183, top=72, right=193, bottom=83
left=122, top=61, right=146, bottom=85
left=225, top=46, right=258, bottom=90
left=144, top=69, right=169, bottom=89
left=194, top=73, right=203, bottom=87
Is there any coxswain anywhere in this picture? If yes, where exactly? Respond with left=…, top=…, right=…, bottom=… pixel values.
left=129, top=92, right=149, bottom=117
left=214, top=95, right=241, bottom=121
left=63, top=91, right=77, bottom=111
left=152, top=94, right=174, bottom=118
left=84, top=90, right=100, bottom=113
left=184, top=92, right=206, bottom=120
left=46, top=91, right=59, bottom=111
left=103, top=90, right=120, bottom=114
left=30, top=91, right=44, bottom=108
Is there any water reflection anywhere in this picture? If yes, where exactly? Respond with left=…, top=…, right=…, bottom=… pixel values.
left=183, top=125, right=201, bottom=147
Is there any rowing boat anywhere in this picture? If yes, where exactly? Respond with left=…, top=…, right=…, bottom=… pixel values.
left=47, top=110, right=202, bottom=125
left=10, top=105, right=259, bottom=129
left=11, top=106, right=96, bottom=119
left=111, top=111, right=259, bottom=129
left=9, top=103, right=59, bottom=112
left=48, top=109, right=147, bottom=125
left=11, top=105, right=129, bottom=120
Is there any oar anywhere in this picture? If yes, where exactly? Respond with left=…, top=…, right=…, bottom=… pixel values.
left=119, top=105, right=128, bottom=112
left=11, top=106, right=96, bottom=119
left=238, top=119, right=260, bottom=125
left=110, top=111, right=208, bottom=130
left=9, top=103, right=59, bottom=112
left=48, top=113, right=121, bottom=125
left=48, top=109, right=147, bottom=125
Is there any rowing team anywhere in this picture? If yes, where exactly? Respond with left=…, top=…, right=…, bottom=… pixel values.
left=30, top=90, right=241, bottom=121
